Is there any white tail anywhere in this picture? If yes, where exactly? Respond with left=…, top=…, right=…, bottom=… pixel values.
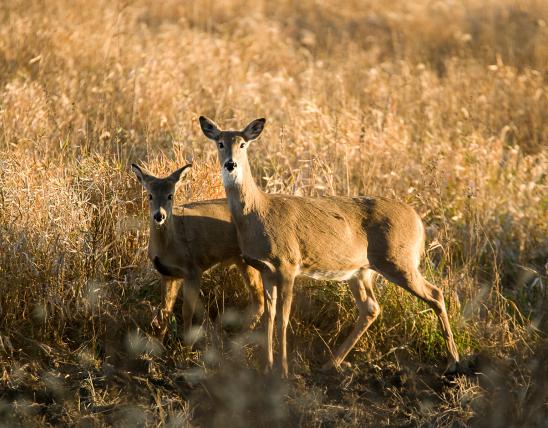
left=199, top=116, right=460, bottom=377
left=131, top=163, right=264, bottom=342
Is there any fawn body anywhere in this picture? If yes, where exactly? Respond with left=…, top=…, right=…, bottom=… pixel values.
left=132, top=164, right=264, bottom=341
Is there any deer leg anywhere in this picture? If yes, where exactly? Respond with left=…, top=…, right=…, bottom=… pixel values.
left=261, top=273, right=278, bottom=372
left=379, top=264, right=460, bottom=371
left=235, top=259, right=265, bottom=330
left=277, top=269, right=296, bottom=378
left=182, top=274, right=203, bottom=346
left=323, top=269, right=380, bottom=370
left=412, top=274, right=460, bottom=371
left=153, top=277, right=182, bottom=341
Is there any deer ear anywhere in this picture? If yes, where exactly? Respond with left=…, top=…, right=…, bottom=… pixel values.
left=199, top=116, right=221, bottom=140
left=169, top=163, right=192, bottom=186
left=131, top=164, right=148, bottom=185
left=241, top=118, right=266, bottom=142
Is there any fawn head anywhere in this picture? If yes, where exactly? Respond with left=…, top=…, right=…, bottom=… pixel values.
left=199, top=116, right=265, bottom=187
left=132, top=164, right=192, bottom=226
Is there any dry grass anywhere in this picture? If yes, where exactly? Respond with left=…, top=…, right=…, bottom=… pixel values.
left=0, top=0, right=546, bottom=426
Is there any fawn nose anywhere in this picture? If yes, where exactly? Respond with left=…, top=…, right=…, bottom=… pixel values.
left=153, top=211, right=166, bottom=223
left=224, top=160, right=237, bottom=171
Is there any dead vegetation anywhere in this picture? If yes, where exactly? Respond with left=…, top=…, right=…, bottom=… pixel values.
left=0, top=0, right=546, bottom=426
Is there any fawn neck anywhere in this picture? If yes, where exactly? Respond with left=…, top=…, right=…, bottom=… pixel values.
left=149, top=214, right=176, bottom=249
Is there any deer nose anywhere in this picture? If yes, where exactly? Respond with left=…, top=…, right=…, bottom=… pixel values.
left=224, top=160, right=237, bottom=171
left=153, top=211, right=166, bottom=223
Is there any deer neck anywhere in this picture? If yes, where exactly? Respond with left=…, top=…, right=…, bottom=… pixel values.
left=149, top=215, right=176, bottom=251
left=224, top=158, right=266, bottom=218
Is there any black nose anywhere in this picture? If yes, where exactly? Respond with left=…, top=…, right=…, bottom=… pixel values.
left=154, top=212, right=166, bottom=223
left=224, top=160, right=237, bottom=171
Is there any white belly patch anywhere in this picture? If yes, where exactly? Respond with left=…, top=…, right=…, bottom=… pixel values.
left=300, top=269, right=359, bottom=281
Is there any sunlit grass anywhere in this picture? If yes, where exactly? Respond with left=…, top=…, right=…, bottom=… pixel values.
left=0, top=0, right=546, bottom=425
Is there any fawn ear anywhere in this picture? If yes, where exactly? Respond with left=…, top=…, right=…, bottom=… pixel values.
left=131, top=164, right=149, bottom=185
left=168, top=163, right=192, bottom=187
left=199, top=116, right=221, bottom=140
left=241, top=118, right=266, bottom=142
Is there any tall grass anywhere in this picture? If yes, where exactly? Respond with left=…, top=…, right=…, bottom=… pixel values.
left=0, top=0, right=546, bottom=425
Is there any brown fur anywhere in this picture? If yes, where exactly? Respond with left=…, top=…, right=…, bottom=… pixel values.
left=200, top=116, right=460, bottom=377
left=131, top=164, right=264, bottom=342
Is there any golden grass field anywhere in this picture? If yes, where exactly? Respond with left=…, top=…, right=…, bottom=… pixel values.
left=0, top=0, right=546, bottom=426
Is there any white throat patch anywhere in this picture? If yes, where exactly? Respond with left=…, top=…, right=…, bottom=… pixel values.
left=221, top=166, right=243, bottom=187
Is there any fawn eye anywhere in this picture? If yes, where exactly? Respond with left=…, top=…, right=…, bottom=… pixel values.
left=218, top=142, right=224, bottom=149
left=148, top=194, right=153, bottom=200
left=240, top=142, right=246, bottom=148
left=168, top=194, right=173, bottom=200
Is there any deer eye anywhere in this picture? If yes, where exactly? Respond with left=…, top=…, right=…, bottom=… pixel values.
left=218, top=142, right=224, bottom=149
left=148, top=194, right=153, bottom=200
left=168, top=194, right=173, bottom=200
left=240, top=142, right=245, bottom=148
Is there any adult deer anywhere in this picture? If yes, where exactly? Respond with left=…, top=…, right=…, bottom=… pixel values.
left=199, top=116, right=460, bottom=377
left=132, top=163, right=264, bottom=342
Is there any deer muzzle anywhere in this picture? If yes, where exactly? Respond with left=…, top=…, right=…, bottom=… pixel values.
left=224, top=160, right=237, bottom=171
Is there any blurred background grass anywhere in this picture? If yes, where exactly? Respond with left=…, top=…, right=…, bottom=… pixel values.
left=0, top=0, right=546, bottom=426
